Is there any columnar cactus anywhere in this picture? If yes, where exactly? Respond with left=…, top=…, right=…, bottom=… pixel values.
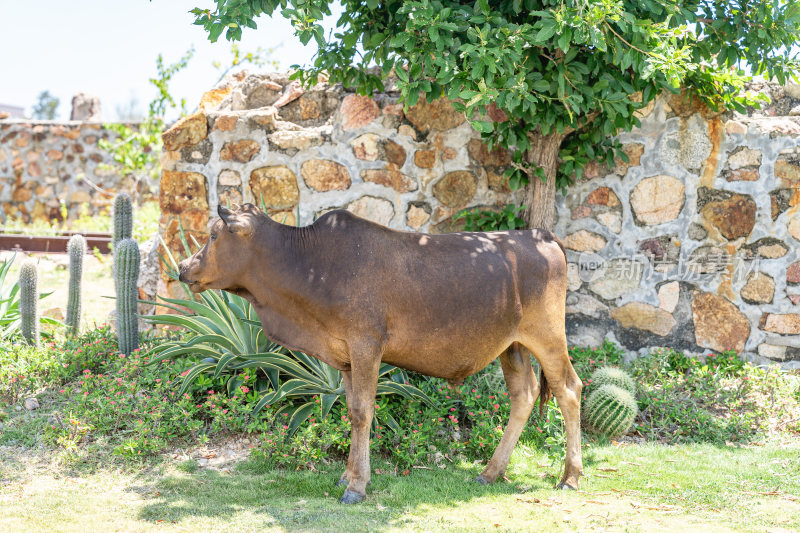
left=582, top=384, right=638, bottom=439
left=113, top=192, right=133, bottom=247
left=589, top=366, right=636, bottom=395
left=114, top=238, right=140, bottom=355
left=66, top=234, right=86, bottom=334
left=18, top=259, right=39, bottom=346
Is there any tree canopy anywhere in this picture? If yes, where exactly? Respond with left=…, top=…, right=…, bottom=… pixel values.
left=32, top=90, right=60, bottom=120
left=191, top=0, right=800, bottom=228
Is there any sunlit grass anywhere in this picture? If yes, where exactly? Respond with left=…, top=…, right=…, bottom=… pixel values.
left=1, top=436, right=798, bottom=532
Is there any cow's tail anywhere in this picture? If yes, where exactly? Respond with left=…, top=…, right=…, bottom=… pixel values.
left=539, top=367, right=551, bottom=417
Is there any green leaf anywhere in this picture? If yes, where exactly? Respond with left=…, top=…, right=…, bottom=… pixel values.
left=534, top=23, right=557, bottom=43
left=532, top=79, right=550, bottom=92
left=287, top=402, right=318, bottom=436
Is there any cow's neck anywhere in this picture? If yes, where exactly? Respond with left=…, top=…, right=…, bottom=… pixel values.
left=232, top=219, right=336, bottom=361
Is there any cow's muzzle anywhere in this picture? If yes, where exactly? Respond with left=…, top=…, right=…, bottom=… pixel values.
left=178, top=262, right=191, bottom=284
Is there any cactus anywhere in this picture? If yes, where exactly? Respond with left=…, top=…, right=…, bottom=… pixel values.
left=114, top=238, right=140, bottom=355
left=18, top=259, right=39, bottom=346
left=66, top=234, right=86, bottom=334
left=582, top=384, right=638, bottom=439
left=113, top=192, right=133, bottom=247
left=589, top=366, right=636, bottom=395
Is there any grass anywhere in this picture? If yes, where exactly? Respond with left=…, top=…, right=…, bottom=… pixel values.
left=1, top=437, right=798, bottom=532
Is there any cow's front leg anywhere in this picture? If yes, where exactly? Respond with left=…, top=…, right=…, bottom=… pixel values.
left=339, top=355, right=380, bottom=504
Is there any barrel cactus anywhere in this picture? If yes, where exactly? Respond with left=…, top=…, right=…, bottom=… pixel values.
left=19, top=259, right=39, bottom=346
left=114, top=238, right=140, bottom=355
left=66, top=234, right=86, bottom=334
left=589, top=366, right=636, bottom=395
left=113, top=192, right=133, bottom=247
left=582, top=384, right=637, bottom=439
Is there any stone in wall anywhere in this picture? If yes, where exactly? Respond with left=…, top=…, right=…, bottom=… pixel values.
left=692, top=292, right=750, bottom=353
left=162, top=112, right=207, bottom=151
left=405, top=97, right=465, bottom=134
left=433, top=171, right=477, bottom=207
left=741, top=272, right=775, bottom=304
left=613, top=143, right=644, bottom=176
left=655, top=115, right=712, bottom=172
left=630, top=175, right=685, bottom=225
left=301, top=159, right=351, bottom=191
left=406, top=202, right=431, bottom=230
left=697, top=188, right=757, bottom=240
left=564, top=230, right=606, bottom=252
left=347, top=196, right=394, bottom=226
left=361, top=169, right=417, bottom=192
left=610, top=302, right=677, bottom=336
left=759, top=313, right=800, bottom=335
left=249, top=166, right=299, bottom=210
left=340, top=94, right=380, bottom=130
left=220, top=140, right=260, bottom=163
left=588, top=259, right=643, bottom=300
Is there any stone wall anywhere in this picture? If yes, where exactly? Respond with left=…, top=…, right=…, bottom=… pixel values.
left=558, top=84, right=800, bottom=368
left=0, top=120, right=153, bottom=224
left=160, top=72, right=800, bottom=367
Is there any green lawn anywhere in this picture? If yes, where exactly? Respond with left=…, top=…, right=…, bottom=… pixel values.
left=2, top=436, right=798, bottom=532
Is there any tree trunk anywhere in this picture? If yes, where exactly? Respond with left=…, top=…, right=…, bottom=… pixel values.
left=523, top=131, right=565, bottom=231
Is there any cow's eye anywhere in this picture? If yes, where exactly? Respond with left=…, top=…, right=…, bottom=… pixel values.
left=210, top=233, right=217, bottom=241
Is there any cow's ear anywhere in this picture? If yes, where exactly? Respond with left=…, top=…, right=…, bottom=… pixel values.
left=218, top=205, right=252, bottom=235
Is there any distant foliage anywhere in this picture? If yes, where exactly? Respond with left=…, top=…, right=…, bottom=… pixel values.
left=31, top=90, right=59, bottom=120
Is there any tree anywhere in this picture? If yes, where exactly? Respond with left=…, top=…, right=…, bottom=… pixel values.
left=32, top=90, right=60, bottom=120
left=191, top=1, right=800, bottom=230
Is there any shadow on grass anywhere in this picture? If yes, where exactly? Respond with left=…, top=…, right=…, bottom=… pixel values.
left=131, top=457, right=565, bottom=531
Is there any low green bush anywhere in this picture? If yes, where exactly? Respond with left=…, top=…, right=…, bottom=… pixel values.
left=3, top=326, right=798, bottom=473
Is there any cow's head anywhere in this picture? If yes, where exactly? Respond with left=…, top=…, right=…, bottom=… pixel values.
left=178, top=204, right=260, bottom=293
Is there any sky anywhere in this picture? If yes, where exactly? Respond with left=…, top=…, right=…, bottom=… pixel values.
left=0, top=0, right=341, bottom=121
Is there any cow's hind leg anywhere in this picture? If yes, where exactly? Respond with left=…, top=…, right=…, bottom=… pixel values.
left=522, top=331, right=583, bottom=489
left=475, top=342, right=539, bottom=484
left=336, top=369, right=355, bottom=488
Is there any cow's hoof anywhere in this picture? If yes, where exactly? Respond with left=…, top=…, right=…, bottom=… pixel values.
left=556, top=481, right=578, bottom=490
left=335, top=478, right=348, bottom=487
left=339, top=489, right=365, bottom=504
left=473, top=475, right=490, bottom=485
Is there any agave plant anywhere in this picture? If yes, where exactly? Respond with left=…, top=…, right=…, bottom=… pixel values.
left=145, top=289, right=433, bottom=436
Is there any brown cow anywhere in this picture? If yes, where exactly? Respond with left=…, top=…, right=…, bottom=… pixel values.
left=178, top=203, right=582, bottom=503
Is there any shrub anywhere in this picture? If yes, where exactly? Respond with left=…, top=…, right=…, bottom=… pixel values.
left=582, top=384, right=637, bottom=439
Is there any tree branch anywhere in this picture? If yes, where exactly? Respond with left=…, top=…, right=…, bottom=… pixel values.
left=562, top=110, right=601, bottom=136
